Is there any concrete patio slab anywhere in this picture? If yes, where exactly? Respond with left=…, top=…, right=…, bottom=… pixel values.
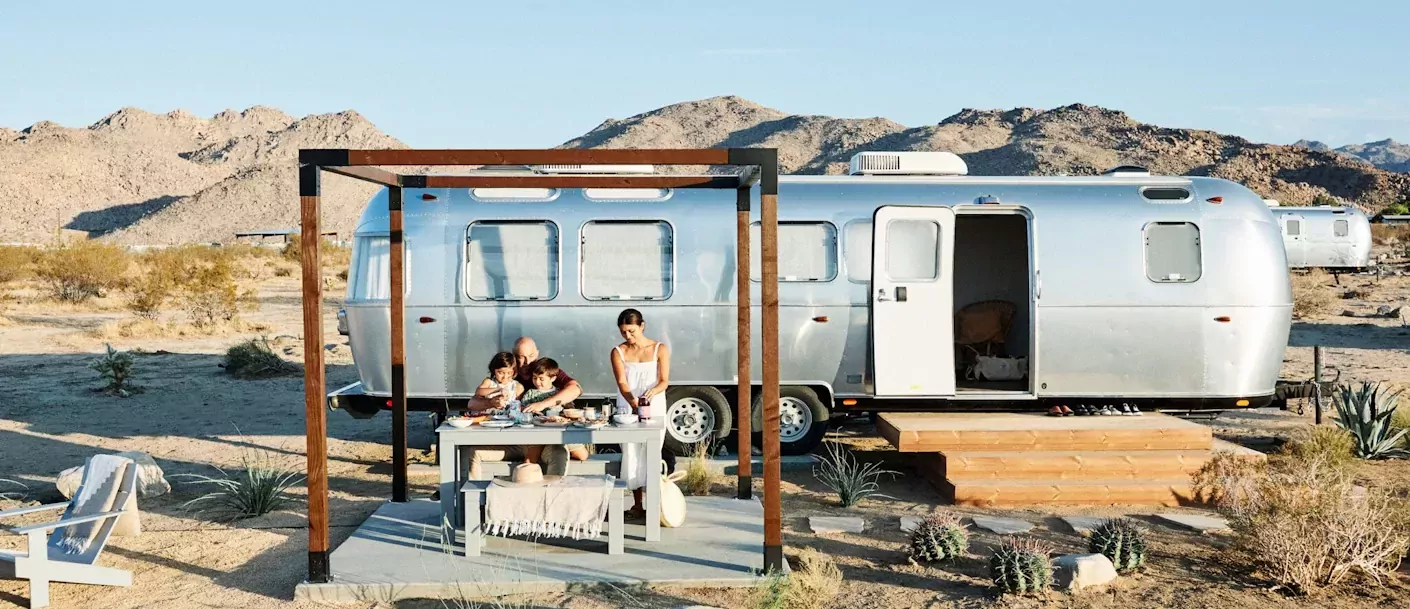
left=296, top=496, right=770, bottom=603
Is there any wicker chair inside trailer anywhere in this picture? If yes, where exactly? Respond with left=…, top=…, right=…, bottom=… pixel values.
left=954, top=300, right=1017, bottom=369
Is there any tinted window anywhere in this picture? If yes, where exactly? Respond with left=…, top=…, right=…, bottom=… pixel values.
left=1334, top=219, right=1349, bottom=237
left=466, top=221, right=559, bottom=300
left=581, top=221, right=673, bottom=300
left=1145, top=222, right=1201, bottom=283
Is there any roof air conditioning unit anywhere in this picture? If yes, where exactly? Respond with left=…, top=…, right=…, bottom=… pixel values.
left=849, top=151, right=968, bottom=176
left=1102, top=165, right=1150, bottom=177
left=532, top=164, right=654, bottom=174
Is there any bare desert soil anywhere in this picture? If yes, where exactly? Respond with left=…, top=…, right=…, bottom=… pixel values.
left=2, top=253, right=1409, bottom=609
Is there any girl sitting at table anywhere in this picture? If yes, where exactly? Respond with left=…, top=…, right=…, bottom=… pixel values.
left=474, top=351, right=524, bottom=407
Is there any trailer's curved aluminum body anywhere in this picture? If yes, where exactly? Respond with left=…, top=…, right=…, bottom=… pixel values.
left=1270, top=206, right=1373, bottom=270
left=339, top=174, right=1291, bottom=408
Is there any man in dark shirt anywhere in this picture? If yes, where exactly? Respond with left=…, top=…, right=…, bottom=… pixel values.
left=461, top=337, right=585, bottom=479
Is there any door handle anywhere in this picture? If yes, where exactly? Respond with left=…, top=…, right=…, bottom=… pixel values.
left=876, top=288, right=894, bottom=302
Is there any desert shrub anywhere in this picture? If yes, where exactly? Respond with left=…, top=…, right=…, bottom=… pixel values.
left=224, top=336, right=298, bottom=379
left=1089, top=518, right=1149, bottom=573
left=680, top=434, right=725, bottom=496
left=35, top=240, right=129, bottom=302
left=1191, top=450, right=1266, bottom=506
left=0, top=245, right=37, bottom=284
left=1392, top=399, right=1410, bottom=435
left=1342, top=286, right=1372, bottom=300
left=179, top=448, right=304, bottom=521
left=1283, top=425, right=1356, bottom=468
left=273, top=266, right=292, bottom=277
left=1311, top=193, right=1340, bottom=206
left=907, top=512, right=969, bottom=564
left=748, top=548, right=841, bottom=609
left=812, top=440, right=899, bottom=507
left=282, top=237, right=349, bottom=267
left=990, top=536, right=1054, bottom=595
left=1331, top=382, right=1408, bottom=459
left=1215, top=457, right=1410, bottom=594
left=90, top=343, right=139, bottom=397
left=180, top=257, right=239, bottom=327
left=1369, top=224, right=1407, bottom=246
left=1291, top=270, right=1335, bottom=319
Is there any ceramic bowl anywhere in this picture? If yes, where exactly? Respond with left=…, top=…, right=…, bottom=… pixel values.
left=446, top=418, right=473, bottom=429
left=612, top=413, right=640, bottom=425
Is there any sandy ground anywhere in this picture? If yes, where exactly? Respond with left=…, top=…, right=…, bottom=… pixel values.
left=2, top=253, right=1409, bottom=609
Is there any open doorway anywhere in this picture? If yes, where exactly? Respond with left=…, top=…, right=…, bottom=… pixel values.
left=952, top=212, right=1033, bottom=394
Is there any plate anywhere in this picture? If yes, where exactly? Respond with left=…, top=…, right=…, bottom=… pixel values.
left=479, top=420, right=514, bottom=428
left=574, top=421, right=607, bottom=429
left=516, top=422, right=535, bottom=428
left=535, top=420, right=571, bottom=428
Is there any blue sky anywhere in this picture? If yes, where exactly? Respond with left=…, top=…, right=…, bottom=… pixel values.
left=2, top=0, right=1407, bottom=148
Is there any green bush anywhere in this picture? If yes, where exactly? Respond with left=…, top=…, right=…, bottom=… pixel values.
left=1379, top=202, right=1409, bottom=217
left=1283, top=425, right=1356, bottom=468
left=1332, top=382, right=1408, bottom=459
left=90, top=343, right=139, bottom=397
left=35, top=240, right=129, bottom=302
left=1311, top=193, right=1340, bottom=206
left=180, top=257, right=239, bottom=327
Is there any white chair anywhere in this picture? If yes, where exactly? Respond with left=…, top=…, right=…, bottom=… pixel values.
left=1, top=455, right=139, bottom=608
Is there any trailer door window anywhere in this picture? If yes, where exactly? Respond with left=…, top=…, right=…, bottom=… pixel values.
left=750, top=221, right=838, bottom=281
left=844, top=220, right=872, bottom=282
left=885, top=219, right=940, bottom=281
left=580, top=220, right=673, bottom=300
left=466, top=221, right=559, bottom=300
left=1285, top=220, right=1300, bottom=236
left=1334, top=219, right=1349, bottom=237
left=1144, top=222, right=1202, bottom=283
left=353, top=236, right=409, bottom=300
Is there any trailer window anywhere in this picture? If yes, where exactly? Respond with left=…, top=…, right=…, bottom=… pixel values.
left=885, top=219, right=940, bottom=281
left=1285, top=220, right=1300, bottom=236
left=1334, top=219, right=1349, bottom=237
left=750, top=221, right=838, bottom=282
left=465, top=221, right=559, bottom=300
left=844, top=220, right=872, bottom=282
left=580, top=221, right=673, bottom=300
left=1144, top=222, right=1201, bottom=283
left=353, top=236, right=409, bottom=300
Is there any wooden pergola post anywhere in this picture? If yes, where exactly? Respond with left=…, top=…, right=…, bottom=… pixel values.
left=296, top=148, right=782, bottom=583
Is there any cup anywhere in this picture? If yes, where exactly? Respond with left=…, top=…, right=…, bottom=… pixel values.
left=584, top=406, right=598, bottom=422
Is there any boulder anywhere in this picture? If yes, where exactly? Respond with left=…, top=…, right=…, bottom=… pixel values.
left=1053, top=553, right=1118, bottom=591
left=57, top=451, right=170, bottom=500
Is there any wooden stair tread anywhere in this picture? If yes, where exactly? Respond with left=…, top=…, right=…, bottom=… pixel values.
left=879, top=412, right=1212, bottom=452
left=919, top=450, right=1213, bottom=481
left=943, top=478, right=1195, bottom=507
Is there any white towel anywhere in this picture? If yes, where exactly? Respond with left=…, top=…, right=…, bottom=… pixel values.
left=484, top=475, right=614, bottom=540
left=58, top=455, right=131, bottom=555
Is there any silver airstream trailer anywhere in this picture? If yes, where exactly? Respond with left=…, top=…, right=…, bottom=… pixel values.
left=328, top=151, right=1293, bottom=456
left=1267, top=203, right=1373, bottom=271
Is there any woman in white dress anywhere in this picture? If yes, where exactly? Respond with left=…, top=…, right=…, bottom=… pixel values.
left=609, top=308, right=670, bottom=519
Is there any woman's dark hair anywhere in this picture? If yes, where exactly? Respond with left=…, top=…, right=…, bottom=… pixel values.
left=487, top=351, right=516, bottom=373
left=617, top=308, right=645, bottom=327
left=529, top=357, right=560, bottom=377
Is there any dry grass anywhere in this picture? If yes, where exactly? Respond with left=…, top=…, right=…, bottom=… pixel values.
left=1282, top=425, right=1357, bottom=469
left=680, top=436, right=719, bottom=496
left=35, top=240, right=130, bottom=302
left=1370, top=224, right=1407, bottom=246
left=749, top=548, right=842, bottom=609
left=0, top=245, right=38, bottom=285
left=1292, top=270, right=1336, bottom=319
left=1215, top=457, right=1410, bottom=595
left=1191, top=450, right=1266, bottom=506
left=86, top=317, right=270, bottom=340
left=1342, top=285, right=1374, bottom=300
left=223, top=337, right=299, bottom=379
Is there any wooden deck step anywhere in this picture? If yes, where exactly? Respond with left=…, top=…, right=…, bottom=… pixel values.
left=942, top=479, right=1196, bottom=508
left=878, top=412, right=1212, bottom=453
left=918, top=450, right=1212, bottom=481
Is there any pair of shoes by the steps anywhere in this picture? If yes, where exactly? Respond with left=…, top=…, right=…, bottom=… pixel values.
left=1096, top=405, right=1120, bottom=416
left=1048, top=405, right=1075, bottom=416
left=1121, top=403, right=1143, bottom=416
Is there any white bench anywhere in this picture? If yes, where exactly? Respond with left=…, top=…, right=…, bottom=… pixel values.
left=460, top=478, right=627, bottom=557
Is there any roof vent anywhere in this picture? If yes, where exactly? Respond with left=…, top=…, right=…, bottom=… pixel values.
left=532, top=164, right=654, bottom=174
left=849, top=151, right=968, bottom=176
left=1102, top=165, right=1150, bottom=177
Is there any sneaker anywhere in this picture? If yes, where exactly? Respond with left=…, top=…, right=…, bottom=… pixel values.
left=431, top=490, right=440, bottom=501
left=1074, top=404, right=1089, bottom=416
left=1048, top=406, right=1064, bottom=417
left=1121, top=403, right=1137, bottom=416
left=1060, top=405, right=1074, bottom=416
left=1130, top=404, right=1144, bottom=416
left=1099, top=405, right=1116, bottom=416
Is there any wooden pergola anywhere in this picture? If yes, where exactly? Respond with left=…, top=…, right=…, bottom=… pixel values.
left=296, top=148, right=784, bottom=583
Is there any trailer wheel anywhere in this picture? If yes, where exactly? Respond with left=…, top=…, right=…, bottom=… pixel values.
left=663, top=386, right=732, bottom=457
left=752, top=386, right=829, bottom=456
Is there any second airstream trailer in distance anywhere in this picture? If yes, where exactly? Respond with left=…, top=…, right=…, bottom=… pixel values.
left=328, top=151, right=1293, bottom=456
left=1267, top=203, right=1373, bottom=271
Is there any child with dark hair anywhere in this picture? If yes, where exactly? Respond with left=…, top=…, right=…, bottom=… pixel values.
left=520, top=357, right=561, bottom=408
left=472, top=351, right=523, bottom=408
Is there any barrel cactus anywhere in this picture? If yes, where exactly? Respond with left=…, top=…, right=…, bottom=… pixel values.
left=907, top=512, right=969, bottom=563
left=1088, top=518, right=1148, bottom=573
left=989, top=536, right=1054, bottom=595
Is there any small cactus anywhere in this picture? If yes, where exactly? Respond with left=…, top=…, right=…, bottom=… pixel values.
left=989, top=536, right=1054, bottom=595
left=1088, top=518, right=1148, bottom=573
left=907, top=512, right=969, bottom=563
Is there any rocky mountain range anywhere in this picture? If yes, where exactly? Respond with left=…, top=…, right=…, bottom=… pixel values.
left=2, top=96, right=1408, bottom=244
left=1295, top=138, right=1410, bottom=173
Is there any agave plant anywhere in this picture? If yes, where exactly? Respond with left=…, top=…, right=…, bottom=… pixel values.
left=177, top=448, right=305, bottom=521
left=812, top=440, right=900, bottom=507
left=1331, top=382, right=1408, bottom=459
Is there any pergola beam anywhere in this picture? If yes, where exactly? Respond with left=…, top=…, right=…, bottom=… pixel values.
left=298, top=147, right=784, bottom=584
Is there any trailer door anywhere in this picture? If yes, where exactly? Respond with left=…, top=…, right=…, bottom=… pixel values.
left=871, top=206, right=956, bottom=396
left=1281, top=214, right=1306, bottom=267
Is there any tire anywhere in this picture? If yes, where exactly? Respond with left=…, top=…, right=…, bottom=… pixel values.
left=662, top=386, right=733, bottom=457
left=751, top=386, right=830, bottom=456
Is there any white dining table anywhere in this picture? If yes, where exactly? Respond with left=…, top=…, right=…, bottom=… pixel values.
left=436, top=418, right=667, bottom=542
